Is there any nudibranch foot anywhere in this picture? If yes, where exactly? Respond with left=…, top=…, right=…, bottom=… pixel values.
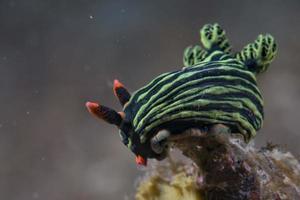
left=150, top=129, right=170, bottom=154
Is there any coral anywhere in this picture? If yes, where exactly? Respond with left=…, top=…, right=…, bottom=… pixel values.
left=135, top=127, right=300, bottom=200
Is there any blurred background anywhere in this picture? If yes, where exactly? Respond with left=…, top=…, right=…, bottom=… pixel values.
left=0, top=0, right=299, bottom=199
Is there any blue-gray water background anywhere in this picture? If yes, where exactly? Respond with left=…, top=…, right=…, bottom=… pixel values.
left=0, top=0, right=299, bottom=199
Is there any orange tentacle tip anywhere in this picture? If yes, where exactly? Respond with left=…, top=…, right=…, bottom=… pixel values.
left=113, top=79, right=124, bottom=90
left=85, top=101, right=99, bottom=114
left=135, top=155, right=147, bottom=166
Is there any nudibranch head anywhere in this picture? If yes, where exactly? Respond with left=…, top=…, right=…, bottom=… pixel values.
left=86, top=80, right=165, bottom=166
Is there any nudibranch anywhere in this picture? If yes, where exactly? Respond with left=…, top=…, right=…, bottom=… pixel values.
left=86, top=23, right=277, bottom=166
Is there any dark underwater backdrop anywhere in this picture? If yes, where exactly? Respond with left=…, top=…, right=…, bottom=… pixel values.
left=0, top=0, right=299, bottom=199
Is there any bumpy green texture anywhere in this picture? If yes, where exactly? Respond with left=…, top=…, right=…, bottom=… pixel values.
left=123, top=23, right=277, bottom=146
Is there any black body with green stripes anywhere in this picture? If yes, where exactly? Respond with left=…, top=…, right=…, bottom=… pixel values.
left=123, top=51, right=263, bottom=145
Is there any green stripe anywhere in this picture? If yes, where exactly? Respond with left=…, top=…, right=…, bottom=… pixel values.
left=133, top=64, right=257, bottom=123
left=133, top=72, right=261, bottom=127
left=137, top=63, right=257, bottom=104
left=161, top=86, right=262, bottom=117
left=134, top=61, right=218, bottom=103
left=136, top=92, right=261, bottom=133
left=136, top=85, right=263, bottom=138
left=135, top=75, right=262, bottom=124
left=131, top=57, right=255, bottom=105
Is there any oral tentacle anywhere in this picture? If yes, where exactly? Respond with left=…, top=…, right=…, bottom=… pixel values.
left=85, top=101, right=123, bottom=127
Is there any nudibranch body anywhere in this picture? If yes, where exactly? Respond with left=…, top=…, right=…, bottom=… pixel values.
left=86, top=23, right=277, bottom=166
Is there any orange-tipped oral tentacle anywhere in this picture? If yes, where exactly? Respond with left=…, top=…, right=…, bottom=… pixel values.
left=85, top=101, right=122, bottom=127
left=86, top=102, right=99, bottom=114
left=135, top=155, right=147, bottom=166
left=113, top=79, right=131, bottom=106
